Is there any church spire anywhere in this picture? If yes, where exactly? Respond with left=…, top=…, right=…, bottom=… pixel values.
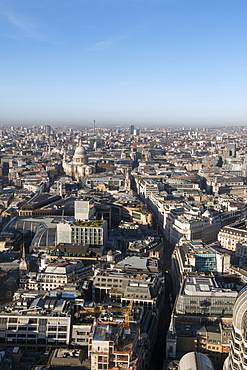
left=19, top=244, right=28, bottom=271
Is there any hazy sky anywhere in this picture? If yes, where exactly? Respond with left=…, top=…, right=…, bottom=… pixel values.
left=1, top=0, right=247, bottom=127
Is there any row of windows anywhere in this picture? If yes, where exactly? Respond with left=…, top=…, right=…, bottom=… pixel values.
left=101, top=278, right=121, bottom=282
left=207, top=345, right=221, bottom=351
left=6, top=333, right=67, bottom=339
left=1, top=318, right=66, bottom=326
left=7, top=325, right=67, bottom=332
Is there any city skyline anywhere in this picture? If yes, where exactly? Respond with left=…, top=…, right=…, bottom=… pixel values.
left=0, top=122, right=247, bottom=368
left=1, top=0, right=247, bottom=126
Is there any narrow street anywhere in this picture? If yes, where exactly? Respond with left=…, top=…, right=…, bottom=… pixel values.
left=148, top=274, right=172, bottom=370
left=148, top=235, right=175, bottom=370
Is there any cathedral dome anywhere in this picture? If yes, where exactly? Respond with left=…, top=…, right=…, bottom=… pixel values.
left=74, top=146, right=86, bottom=156
left=73, top=145, right=88, bottom=166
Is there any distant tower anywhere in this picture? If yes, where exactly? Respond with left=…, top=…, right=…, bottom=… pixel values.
left=129, top=125, right=134, bottom=135
left=125, top=171, right=131, bottom=190
left=226, top=143, right=236, bottom=158
left=93, top=120, right=96, bottom=135
left=93, top=141, right=98, bottom=151
left=44, top=125, right=51, bottom=135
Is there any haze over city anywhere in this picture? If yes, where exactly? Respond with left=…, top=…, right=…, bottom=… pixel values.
left=1, top=0, right=247, bottom=126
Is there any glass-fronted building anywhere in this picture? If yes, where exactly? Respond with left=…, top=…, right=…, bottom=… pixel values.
left=194, top=253, right=217, bottom=272
left=175, top=276, right=238, bottom=317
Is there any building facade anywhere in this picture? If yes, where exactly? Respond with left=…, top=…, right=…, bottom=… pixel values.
left=218, top=221, right=247, bottom=251
left=56, top=220, right=108, bottom=247
left=223, top=287, right=247, bottom=370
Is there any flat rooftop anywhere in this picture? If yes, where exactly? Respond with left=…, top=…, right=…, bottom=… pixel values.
left=93, top=324, right=114, bottom=341
left=182, top=276, right=238, bottom=297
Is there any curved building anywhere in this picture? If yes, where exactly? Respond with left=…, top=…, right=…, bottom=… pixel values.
left=179, top=352, right=214, bottom=370
left=224, top=286, right=247, bottom=370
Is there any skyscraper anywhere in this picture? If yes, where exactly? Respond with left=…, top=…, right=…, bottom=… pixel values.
left=44, top=125, right=51, bottom=135
left=129, top=125, right=134, bottom=135
left=223, top=286, right=247, bottom=370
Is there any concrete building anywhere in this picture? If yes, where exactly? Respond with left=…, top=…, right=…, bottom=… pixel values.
left=20, top=260, right=87, bottom=291
left=166, top=276, right=238, bottom=362
left=56, top=220, right=108, bottom=247
left=48, top=348, right=89, bottom=368
left=74, top=199, right=95, bottom=221
left=137, top=179, right=159, bottom=201
left=218, top=220, right=247, bottom=251
left=85, top=174, right=125, bottom=189
left=171, top=241, right=231, bottom=295
left=175, top=276, right=237, bottom=317
left=89, top=324, right=146, bottom=370
left=93, top=259, right=164, bottom=309
left=71, top=322, right=93, bottom=347
left=0, top=293, right=71, bottom=348
left=168, top=213, right=221, bottom=246
left=147, top=194, right=221, bottom=245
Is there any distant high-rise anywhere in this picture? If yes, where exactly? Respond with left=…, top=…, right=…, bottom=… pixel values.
left=44, top=125, right=51, bottom=135
left=226, top=143, right=236, bottom=158
left=129, top=125, right=134, bottom=135
left=93, top=120, right=96, bottom=135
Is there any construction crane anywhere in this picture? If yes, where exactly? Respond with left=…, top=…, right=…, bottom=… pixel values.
left=123, top=295, right=135, bottom=329
left=100, top=295, right=135, bottom=329
left=75, top=295, right=135, bottom=329
left=74, top=305, right=102, bottom=317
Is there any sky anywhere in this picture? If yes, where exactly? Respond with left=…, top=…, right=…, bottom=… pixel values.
left=0, top=0, right=247, bottom=127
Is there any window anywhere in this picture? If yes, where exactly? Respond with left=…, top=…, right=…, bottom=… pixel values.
left=58, top=326, right=67, bottom=332
left=47, top=334, right=55, bottom=338
left=8, top=318, right=17, bottom=323
left=58, top=333, right=67, bottom=338
left=29, top=318, right=38, bottom=324
left=39, top=319, right=47, bottom=326
left=28, top=326, right=36, bottom=331
left=48, top=326, right=57, bottom=332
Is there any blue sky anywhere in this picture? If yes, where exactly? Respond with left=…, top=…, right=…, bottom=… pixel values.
left=0, top=0, right=247, bottom=127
